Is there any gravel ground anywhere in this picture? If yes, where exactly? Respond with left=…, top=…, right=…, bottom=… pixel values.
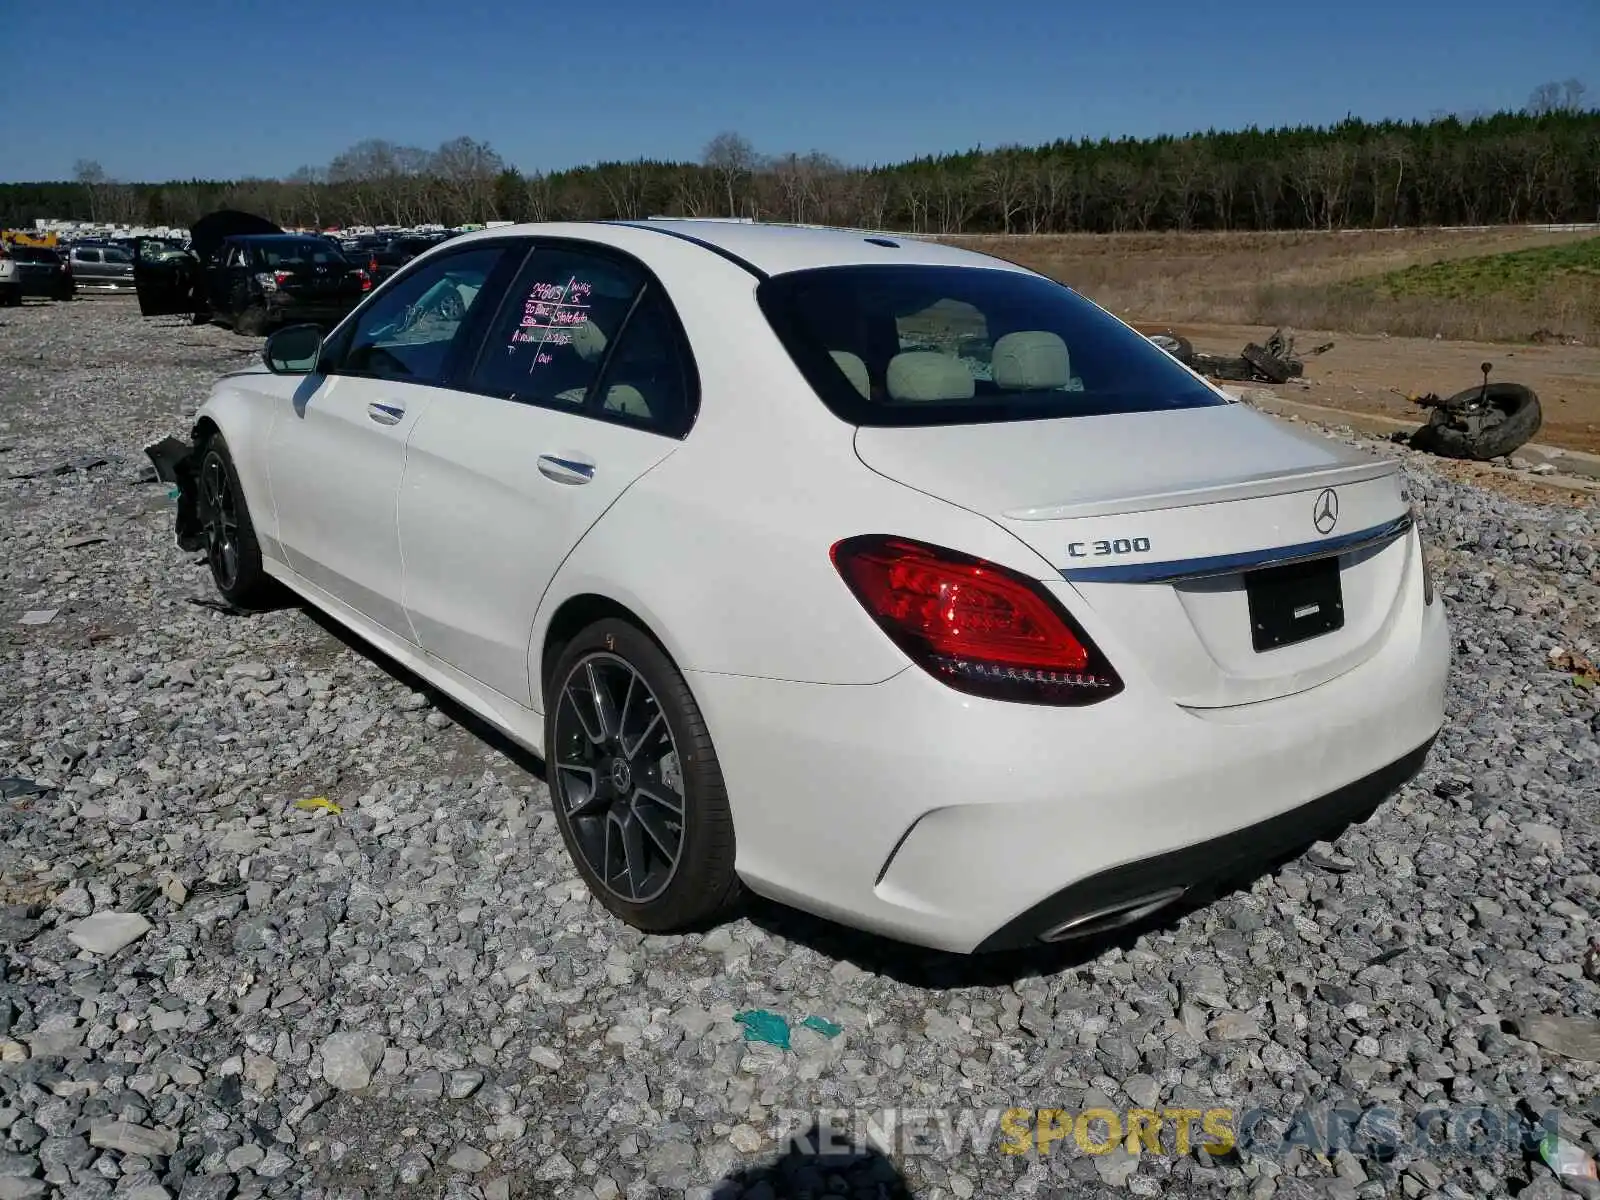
left=1, top=298, right=1597, bottom=1200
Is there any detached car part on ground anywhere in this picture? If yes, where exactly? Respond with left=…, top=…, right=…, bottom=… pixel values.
left=146, top=221, right=1448, bottom=954
left=1406, top=362, right=1544, bottom=462
left=133, top=210, right=370, bottom=335
left=1143, top=326, right=1334, bottom=384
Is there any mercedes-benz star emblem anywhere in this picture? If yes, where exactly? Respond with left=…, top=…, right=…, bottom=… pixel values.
left=1313, top=488, right=1339, bottom=535
left=610, top=759, right=632, bottom=791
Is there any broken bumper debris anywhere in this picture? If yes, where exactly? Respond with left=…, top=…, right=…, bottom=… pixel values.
left=144, top=434, right=205, bottom=551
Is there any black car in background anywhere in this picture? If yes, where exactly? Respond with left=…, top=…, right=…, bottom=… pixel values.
left=134, top=211, right=371, bottom=335
left=10, top=246, right=76, bottom=301
left=353, top=233, right=453, bottom=284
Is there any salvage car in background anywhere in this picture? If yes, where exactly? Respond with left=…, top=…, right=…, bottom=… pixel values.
left=134, top=210, right=370, bottom=335
left=9, top=245, right=75, bottom=301
left=148, top=221, right=1449, bottom=953
left=68, top=243, right=135, bottom=292
left=0, top=244, right=18, bottom=306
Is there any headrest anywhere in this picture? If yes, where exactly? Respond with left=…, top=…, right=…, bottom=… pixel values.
left=601, top=384, right=650, bottom=418
left=885, top=351, right=975, bottom=403
left=829, top=350, right=870, bottom=399
left=571, top=318, right=607, bottom=363
left=992, top=331, right=1071, bottom=390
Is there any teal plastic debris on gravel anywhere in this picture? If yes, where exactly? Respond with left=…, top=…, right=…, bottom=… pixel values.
left=734, top=1009, right=791, bottom=1051
left=800, top=1015, right=842, bottom=1038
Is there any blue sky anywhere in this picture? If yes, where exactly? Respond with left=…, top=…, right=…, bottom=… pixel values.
left=1, top=0, right=1593, bottom=183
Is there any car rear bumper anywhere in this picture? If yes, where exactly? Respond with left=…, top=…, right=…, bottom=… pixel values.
left=688, top=589, right=1449, bottom=953
left=266, top=296, right=362, bottom=323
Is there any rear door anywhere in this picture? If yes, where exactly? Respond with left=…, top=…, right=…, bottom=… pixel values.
left=264, top=241, right=515, bottom=638
left=397, top=240, right=695, bottom=705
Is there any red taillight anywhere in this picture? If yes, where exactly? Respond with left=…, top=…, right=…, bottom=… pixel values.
left=830, top=535, right=1122, bottom=705
left=273, top=270, right=292, bottom=286
left=357, top=269, right=372, bottom=291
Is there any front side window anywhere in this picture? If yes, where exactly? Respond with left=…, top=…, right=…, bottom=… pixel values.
left=758, top=265, right=1225, bottom=427
left=103, top=247, right=132, bottom=265
left=334, top=246, right=503, bottom=384
left=467, top=246, right=695, bottom=436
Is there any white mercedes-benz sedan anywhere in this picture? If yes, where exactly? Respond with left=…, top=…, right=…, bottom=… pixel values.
left=149, top=219, right=1450, bottom=953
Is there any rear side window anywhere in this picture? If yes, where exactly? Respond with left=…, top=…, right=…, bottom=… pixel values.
left=467, top=245, right=695, bottom=437
left=257, top=240, right=347, bottom=267
left=758, top=265, right=1224, bottom=427
left=75, top=249, right=101, bottom=263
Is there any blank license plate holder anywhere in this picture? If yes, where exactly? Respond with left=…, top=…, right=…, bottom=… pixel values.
left=1246, top=556, right=1344, bottom=652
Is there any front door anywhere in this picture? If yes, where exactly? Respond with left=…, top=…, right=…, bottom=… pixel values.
left=132, top=239, right=197, bottom=316
left=398, top=243, right=694, bottom=705
left=265, top=242, right=513, bottom=638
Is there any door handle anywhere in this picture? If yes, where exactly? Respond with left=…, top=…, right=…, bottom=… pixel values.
left=537, top=454, right=595, bottom=484
left=367, top=402, right=404, bottom=426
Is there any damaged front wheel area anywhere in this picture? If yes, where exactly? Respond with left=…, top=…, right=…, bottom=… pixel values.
left=196, top=436, right=270, bottom=607
left=150, top=432, right=273, bottom=608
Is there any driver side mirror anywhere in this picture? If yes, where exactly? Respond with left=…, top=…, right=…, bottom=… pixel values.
left=263, top=324, right=323, bottom=375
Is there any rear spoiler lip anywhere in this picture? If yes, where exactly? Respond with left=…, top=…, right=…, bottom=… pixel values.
left=1003, top=457, right=1398, bottom=522
left=1061, top=510, right=1414, bottom=585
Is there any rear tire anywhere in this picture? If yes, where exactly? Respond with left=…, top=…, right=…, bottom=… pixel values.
left=544, top=619, right=741, bottom=933
left=1410, top=383, right=1542, bottom=461
left=234, top=305, right=267, bottom=336
left=0, top=285, right=20, bottom=308
left=195, top=434, right=272, bottom=608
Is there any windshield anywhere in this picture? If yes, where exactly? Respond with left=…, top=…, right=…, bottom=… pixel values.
left=258, top=240, right=349, bottom=267
left=757, top=264, right=1225, bottom=427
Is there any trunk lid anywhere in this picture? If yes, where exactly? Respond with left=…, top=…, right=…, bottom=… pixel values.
left=854, top=403, right=1416, bottom=708
left=275, top=262, right=365, bottom=299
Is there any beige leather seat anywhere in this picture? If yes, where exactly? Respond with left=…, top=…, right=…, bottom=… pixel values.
left=829, top=350, right=870, bottom=399
left=991, top=331, right=1071, bottom=390
left=554, top=319, right=653, bottom=418
left=885, top=351, right=975, bottom=403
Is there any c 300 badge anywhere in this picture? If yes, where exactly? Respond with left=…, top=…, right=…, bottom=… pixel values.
left=1066, top=537, right=1152, bottom=559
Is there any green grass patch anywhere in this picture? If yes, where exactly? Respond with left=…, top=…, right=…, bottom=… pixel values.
left=1366, top=237, right=1600, bottom=301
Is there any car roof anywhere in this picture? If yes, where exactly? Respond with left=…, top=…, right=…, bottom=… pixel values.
left=231, top=233, right=332, bottom=243
left=450, top=219, right=1032, bottom=279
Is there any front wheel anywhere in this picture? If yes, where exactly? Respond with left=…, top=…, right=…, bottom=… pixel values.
left=544, top=619, right=740, bottom=932
left=196, top=435, right=272, bottom=607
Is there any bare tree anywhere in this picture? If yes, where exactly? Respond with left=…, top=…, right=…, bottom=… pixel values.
left=431, top=136, right=505, bottom=223
left=73, top=159, right=108, bottom=222
left=1528, top=78, right=1590, bottom=115
left=978, top=149, right=1030, bottom=233
left=702, top=132, right=758, bottom=217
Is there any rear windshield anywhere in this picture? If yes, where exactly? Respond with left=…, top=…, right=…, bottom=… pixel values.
left=757, top=265, right=1225, bottom=427
left=257, top=240, right=349, bottom=267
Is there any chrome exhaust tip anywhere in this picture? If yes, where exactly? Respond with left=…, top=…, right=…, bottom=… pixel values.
left=1039, top=886, right=1188, bottom=943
